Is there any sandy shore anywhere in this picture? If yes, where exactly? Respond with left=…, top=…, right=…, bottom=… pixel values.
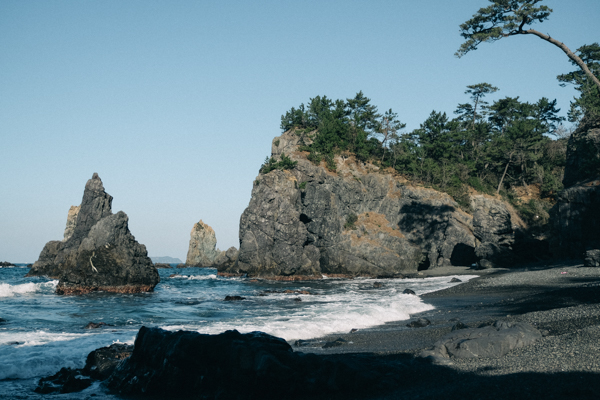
left=295, top=261, right=600, bottom=399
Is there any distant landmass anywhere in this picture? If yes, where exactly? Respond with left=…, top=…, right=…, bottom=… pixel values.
left=150, top=256, right=183, bottom=264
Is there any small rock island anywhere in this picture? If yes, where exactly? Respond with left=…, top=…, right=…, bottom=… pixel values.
left=27, top=173, right=160, bottom=294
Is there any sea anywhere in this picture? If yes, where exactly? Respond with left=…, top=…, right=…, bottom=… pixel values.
left=0, top=264, right=475, bottom=398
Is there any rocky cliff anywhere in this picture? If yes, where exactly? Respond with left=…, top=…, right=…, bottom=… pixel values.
left=185, top=220, right=224, bottom=267
left=27, top=173, right=160, bottom=294
left=218, top=130, right=521, bottom=279
left=551, top=127, right=600, bottom=261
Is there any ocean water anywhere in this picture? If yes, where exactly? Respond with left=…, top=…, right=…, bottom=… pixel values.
left=0, top=265, right=475, bottom=398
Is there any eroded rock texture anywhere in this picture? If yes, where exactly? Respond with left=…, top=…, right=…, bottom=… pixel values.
left=185, top=220, right=224, bottom=267
left=551, top=127, right=600, bottom=260
left=27, top=173, right=159, bottom=294
left=219, top=130, right=520, bottom=279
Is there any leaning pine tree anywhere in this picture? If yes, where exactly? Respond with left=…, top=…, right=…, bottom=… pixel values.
left=456, top=0, right=600, bottom=92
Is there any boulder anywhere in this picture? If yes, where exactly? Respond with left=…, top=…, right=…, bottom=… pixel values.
left=27, top=173, right=159, bottom=295
left=185, top=220, right=224, bottom=267
left=421, top=320, right=541, bottom=361
left=106, top=327, right=401, bottom=399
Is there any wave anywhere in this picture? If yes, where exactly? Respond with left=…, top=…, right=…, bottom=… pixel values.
left=0, top=280, right=58, bottom=297
left=0, top=331, right=135, bottom=380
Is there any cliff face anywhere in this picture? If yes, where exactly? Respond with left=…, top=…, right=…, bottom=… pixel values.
left=551, top=127, right=600, bottom=260
left=219, top=131, right=520, bottom=278
left=27, top=173, right=159, bottom=294
left=185, top=220, right=224, bottom=267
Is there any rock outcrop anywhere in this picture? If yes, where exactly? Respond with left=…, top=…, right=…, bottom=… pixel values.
left=27, top=173, right=160, bottom=294
left=62, top=205, right=80, bottom=241
left=219, top=130, right=519, bottom=279
left=551, top=180, right=600, bottom=259
left=106, top=327, right=401, bottom=399
left=185, top=220, right=224, bottom=267
left=471, top=195, right=517, bottom=268
left=551, top=127, right=600, bottom=260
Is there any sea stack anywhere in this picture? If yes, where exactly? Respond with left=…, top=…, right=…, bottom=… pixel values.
left=27, top=173, right=160, bottom=295
left=185, top=220, right=224, bottom=267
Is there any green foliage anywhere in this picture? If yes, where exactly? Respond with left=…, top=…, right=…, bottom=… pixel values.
left=456, top=1, right=552, bottom=58
left=259, top=153, right=298, bottom=174
left=279, top=86, right=567, bottom=207
left=344, top=213, right=358, bottom=230
left=299, top=181, right=307, bottom=190
left=558, top=43, right=600, bottom=127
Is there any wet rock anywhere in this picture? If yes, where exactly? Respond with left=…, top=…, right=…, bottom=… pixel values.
left=35, top=368, right=92, bottom=394
left=322, top=337, right=348, bottom=348
left=224, top=295, right=245, bottom=301
left=84, top=321, right=110, bottom=329
left=35, top=343, right=133, bottom=394
left=422, top=320, right=541, bottom=360
left=373, top=281, right=383, bottom=288
left=407, top=318, right=430, bottom=328
left=450, top=277, right=462, bottom=283
left=27, top=173, right=159, bottom=295
left=83, top=343, right=133, bottom=381
left=154, top=263, right=172, bottom=269
left=403, top=288, right=416, bottom=295
left=350, top=328, right=358, bottom=333
left=293, top=297, right=302, bottom=302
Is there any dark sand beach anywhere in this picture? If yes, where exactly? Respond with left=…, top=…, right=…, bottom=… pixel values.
left=296, top=262, right=600, bottom=399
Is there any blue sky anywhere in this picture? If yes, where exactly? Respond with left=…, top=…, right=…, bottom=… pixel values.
left=1, top=0, right=598, bottom=262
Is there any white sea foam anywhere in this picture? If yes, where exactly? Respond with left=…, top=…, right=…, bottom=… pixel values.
left=0, top=331, right=136, bottom=380
left=162, top=275, right=477, bottom=341
left=169, top=274, right=218, bottom=280
left=0, top=280, right=58, bottom=297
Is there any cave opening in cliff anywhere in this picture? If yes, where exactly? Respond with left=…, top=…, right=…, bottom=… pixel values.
left=417, top=255, right=430, bottom=271
left=450, top=243, right=478, bottom=266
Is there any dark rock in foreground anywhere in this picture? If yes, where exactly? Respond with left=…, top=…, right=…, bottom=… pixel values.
left=35, top=343, right=133, bottom=394
left=106, top=327, right=402, bottom=399
left=27, top=173, right=159, bottom=294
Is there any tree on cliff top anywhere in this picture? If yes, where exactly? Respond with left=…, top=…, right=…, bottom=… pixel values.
left=456, top=0, right=600, bottom=92
left=557, top=43, right=600, bottom=127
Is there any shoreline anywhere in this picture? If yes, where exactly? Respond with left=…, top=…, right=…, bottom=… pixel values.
left=292, top=260, right=600, bottom=398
